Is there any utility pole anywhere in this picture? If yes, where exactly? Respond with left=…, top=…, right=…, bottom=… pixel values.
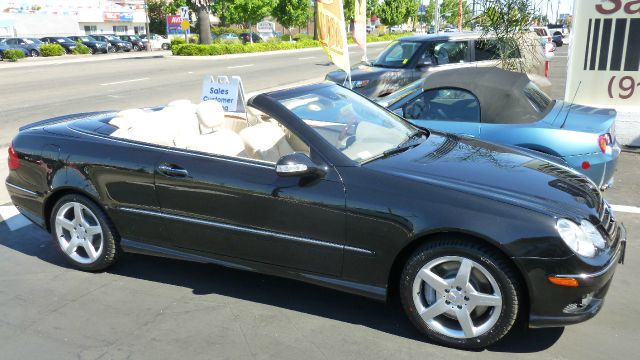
left=144, top=0, right=151, bottom=51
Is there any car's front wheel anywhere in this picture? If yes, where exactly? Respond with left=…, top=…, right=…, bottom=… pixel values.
left=50, top=194, right=120, bottom=271
left=400, top=238, right=520, bottom=349
left=133, top=45, right=140, bottom=51
left=161, top=43, right=170, bottom=50
left=30, top=49, right=39, bottom=57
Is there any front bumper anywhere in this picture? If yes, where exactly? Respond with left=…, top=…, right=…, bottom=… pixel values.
left=523, top=223, right=627, bottom=327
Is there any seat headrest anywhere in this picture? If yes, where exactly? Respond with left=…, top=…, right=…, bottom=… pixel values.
left=196, top=100, right=225, bottom=129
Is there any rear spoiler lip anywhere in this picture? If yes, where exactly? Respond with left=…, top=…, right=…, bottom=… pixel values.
left=19, top=111, right=116, bottom=131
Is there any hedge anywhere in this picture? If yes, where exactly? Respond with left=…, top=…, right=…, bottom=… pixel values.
left=172, top=32, right=413, bottom=57
left=72, top=41, right=91, bottom=55
left=40, top=43, right=65, bottom=57
left=1, top=49, right=25, bottom=61
left=172, top=40, right=321, bottom=56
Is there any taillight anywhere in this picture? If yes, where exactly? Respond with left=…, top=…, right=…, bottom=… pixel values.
left=598, top=134, right=611, bottom=154
left=8, top=146, right=20, bottom=170
left=545, top=60, right=549, bottom=77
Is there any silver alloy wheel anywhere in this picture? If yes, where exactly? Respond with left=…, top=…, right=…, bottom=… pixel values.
left=412, top=256, right=502, bottom=339
left=54, top=202, right=104, bottom=264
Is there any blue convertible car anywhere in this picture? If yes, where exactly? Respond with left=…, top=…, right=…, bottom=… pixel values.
left=379, top=67, right=620, bottom=189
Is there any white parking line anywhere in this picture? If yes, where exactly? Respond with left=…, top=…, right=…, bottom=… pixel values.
left=0, top=205, right=31, bottom=231
left=227, top=64, right=254, bottom=69
left=100, top=78, right=149, bottom=86
left=298, top=56, right=316, bottom=60
left=611, top=204, right=640, bottom=214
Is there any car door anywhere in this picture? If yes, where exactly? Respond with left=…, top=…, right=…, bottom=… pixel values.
left=400, top=87, right=481, bottom=137
left=154, top=111, right=346, bottom=276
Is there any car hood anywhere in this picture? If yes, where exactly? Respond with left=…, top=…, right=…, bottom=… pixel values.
left=365, top=131, right=604, bottom=220
left=326, top=64, right=400, bottom=82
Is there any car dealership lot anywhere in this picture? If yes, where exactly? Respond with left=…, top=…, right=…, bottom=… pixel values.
left=1, top=45, right=639, bottom=359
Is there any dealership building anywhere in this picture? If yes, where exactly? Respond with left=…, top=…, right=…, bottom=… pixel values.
left=0, top=0, right=149, bottom=37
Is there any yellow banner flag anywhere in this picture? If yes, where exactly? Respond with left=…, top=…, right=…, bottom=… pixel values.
left=352, top=0, right=366, bottom=49
left=317, top=0, right=351, bottom=74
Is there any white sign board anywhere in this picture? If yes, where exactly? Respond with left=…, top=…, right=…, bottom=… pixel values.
left=566, top=0, right=640, bottom=146
left=257, top=21, right=275, bottom=33
left=201, top=76, right=244, bottom=112
left=566, top=0, right=640, bottom=106
left=180, top=6, right=189, bottom=21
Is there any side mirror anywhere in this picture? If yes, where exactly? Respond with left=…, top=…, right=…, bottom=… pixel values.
left=275, top=153, right=326, bottom=178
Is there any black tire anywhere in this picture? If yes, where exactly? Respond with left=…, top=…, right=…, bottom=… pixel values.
left=89, top=47, right=96, bottom=55
left=109, top=46, right=117, bottom=53
left=50, top=194, right=121, bottom=272
left=399, top=238, right=521, bottom=349
left=0, top=52, right=3, bottom=61
left=30, top=49, right=39, bottom=57
left=161, top=43, right=170, bottom=50
left=133, top=45, right=140, bottom=51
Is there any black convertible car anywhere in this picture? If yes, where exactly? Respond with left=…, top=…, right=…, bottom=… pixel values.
left=5, top=83, right=626, bottom=349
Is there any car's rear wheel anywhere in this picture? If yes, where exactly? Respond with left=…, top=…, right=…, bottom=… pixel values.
left=89, top=47, right=96, bottom=55
left=51, top=194, right=120, bottom=271
left=161, top=43, right=170, bottom=50
left=30, top=49, right=39, bottom=57
left=399, top=239, right=520, bottom=349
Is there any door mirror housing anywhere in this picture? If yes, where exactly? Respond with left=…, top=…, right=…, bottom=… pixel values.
left=275, top=153, right=326, bottom=178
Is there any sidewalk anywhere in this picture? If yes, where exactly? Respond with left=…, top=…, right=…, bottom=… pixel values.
left=0, top=50, right=171, bottom=69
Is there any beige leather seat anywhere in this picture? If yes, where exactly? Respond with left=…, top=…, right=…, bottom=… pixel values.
left=240, top=122, right=295, bottom=163
left=180, top=100, right=246, bottom=157
left=197, top=101, right=248, bottom=134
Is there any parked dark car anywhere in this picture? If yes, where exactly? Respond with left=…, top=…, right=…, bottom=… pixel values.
left=380, top=67, right=620, bottom=189
left=118, top=35, right=145, bottom=51
left=0, top=37, right=41, bottom=56
left=5, top=83, right=626, bottom=349
left=67, top=36, right=109, bottom=54
left=552, top=32, right=564, bottom=47
left=326, top=32, right=551, bottom=98
left=40, top=36, right=78, bottom=54
left=239, top=32, right=262, bottom=44
left=90, top=34, right=132, bottom=52
left=0, top=42, right=30, bottom=59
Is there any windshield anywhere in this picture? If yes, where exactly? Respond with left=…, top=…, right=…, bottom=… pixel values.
left=30, top=38, right=43, bottom=44
left=275, top=84, right=418, bottom=163
left=104, top=35, right=117, bottom=40
left=78, top=36, right=91, bottom=41
left=23, top=39, right=34, bottom=44
left=372, top=41, right=421, bottom=68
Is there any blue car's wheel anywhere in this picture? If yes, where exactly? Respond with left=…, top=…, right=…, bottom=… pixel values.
left=30, top=49, right=39, bottom=57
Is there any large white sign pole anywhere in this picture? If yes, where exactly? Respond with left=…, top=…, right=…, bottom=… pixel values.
left=566, top=0, right=640, bottom=146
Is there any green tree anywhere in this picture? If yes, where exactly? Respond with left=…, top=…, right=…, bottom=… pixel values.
left=273, top=0, right=311, bottom=35
left=377, top=0, right=407, bottom=27
left=212, top=0, right=234, bottom=27
left=476, top=0, right=539, bottom=72
left=147, top=0, right=167, bottom=34
left=227, top=0, right=276, bottom=28
left=343, top=0, right=355, bottom=22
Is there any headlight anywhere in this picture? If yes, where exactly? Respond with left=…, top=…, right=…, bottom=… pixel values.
left=352, top=80, right=370, bottom=88
left=557, top=219, right=606, bottom=258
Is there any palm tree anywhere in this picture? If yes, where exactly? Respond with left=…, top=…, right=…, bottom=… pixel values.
left=194, top=0, right=213, bottom=44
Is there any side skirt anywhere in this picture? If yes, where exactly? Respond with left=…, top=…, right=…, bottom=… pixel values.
left=120, top=238, right=387, bottom=301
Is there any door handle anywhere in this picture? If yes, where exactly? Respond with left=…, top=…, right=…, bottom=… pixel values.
left=158, top=164, right=189, bottom=177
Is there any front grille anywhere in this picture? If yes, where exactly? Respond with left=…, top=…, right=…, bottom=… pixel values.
left=599, top=204, right=618, bottom=245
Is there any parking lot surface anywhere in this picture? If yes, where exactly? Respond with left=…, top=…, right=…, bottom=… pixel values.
left=1, top=45, right=639, bottom=359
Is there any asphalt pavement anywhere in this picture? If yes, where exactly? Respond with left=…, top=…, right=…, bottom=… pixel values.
left=0, top=43, right=639, bottom=360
